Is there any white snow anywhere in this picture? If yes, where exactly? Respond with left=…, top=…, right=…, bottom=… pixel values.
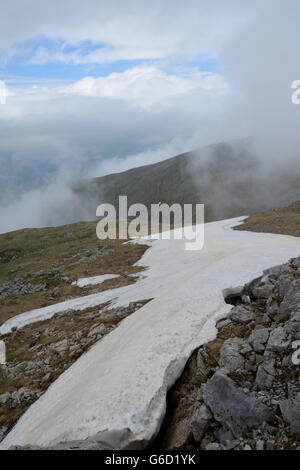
left=72, top=274, right=120, bottom=288
left=1, top=217, right=300, bottom=449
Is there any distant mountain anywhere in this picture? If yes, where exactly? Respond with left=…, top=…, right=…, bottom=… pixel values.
left=74, top=139, right=300, bottom=222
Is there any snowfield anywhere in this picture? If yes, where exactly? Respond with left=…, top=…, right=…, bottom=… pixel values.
left=1, top=217, right=300, bottom=449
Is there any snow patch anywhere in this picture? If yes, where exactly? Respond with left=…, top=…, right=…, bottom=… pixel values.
left=72, top=274, right=120, bottom=288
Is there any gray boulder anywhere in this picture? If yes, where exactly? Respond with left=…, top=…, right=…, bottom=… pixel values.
left=277, top=275, right=293, bottom=298
left=230, top=306, right=255, bottom=325
left=50, top=339, right=69, bottom=355
left=266, top=326, right=290, bottom=353
left=203, top=372, right=273, bottom=438
left=248, top=327, right=270, bottom=353
left=255, top=359, right=276, bottom=390
left=279, top=280, right=300, bottom=317
left=252, top=283, right=274, bottom=300
left=286, top=311, right=300, bottom=340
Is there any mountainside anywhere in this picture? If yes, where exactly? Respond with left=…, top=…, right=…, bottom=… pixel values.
left=0, top=202, right=299, bottom=447
left=1, top=214, right=300, bottom=449
left=74, top=139, right=300, bottom=222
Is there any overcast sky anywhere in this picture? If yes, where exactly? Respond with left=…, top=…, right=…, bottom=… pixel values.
left=0, top=0, right=299, bottom=232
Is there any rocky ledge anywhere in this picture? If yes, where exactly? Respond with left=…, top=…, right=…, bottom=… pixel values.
left=157, top=255, right=300, bottom=451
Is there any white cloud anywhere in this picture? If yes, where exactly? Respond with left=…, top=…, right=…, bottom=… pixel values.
left=59, top=66, right=227, bottom=109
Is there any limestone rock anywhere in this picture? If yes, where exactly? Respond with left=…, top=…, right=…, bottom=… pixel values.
left=255, top=359, right=276, bottom=390
left=190, top=404, right=212, bottom=443
left=266, top=326, right=290, bottom=353
left=203, top=372, right=273, bottom=438
left=280, top=394, right=300, bottom=435
left=279, top=280, right=300, bottom=317
left=230, top=305, right=255, bottom=325
left=248, top=327, right=269, bottom=353
left=219, top=337, right=244, bottom=372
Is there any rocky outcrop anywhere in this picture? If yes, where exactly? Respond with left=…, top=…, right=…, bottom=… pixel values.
left=0, top=250, right=20, bottom=264
left=0, top=276, right=47, bottom=300
left=157, top=255, right=300, bottom=451
left=0, top=267, right=71, bottom=301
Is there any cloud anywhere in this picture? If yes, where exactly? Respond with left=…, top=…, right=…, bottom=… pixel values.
left=0, top=0, right=259, bottom=64
left=0, top=179, right=92, bottom=234
left=221, top=0, right=300, bottom=167
left=59, top=65, right=227, bottom=109
left=0, top=0, right=300, bottom=234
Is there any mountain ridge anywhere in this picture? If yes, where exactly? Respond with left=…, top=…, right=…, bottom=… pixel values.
left=74, top=138, right=300, bottom=223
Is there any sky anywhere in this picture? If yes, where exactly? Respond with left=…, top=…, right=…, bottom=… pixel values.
left=0, top=0, right=300, bottom=232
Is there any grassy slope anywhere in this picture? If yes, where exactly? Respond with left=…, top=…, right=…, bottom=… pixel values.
left=0, top=221, right=148, bottom=325
left=234, top=201, right=300, bottom=237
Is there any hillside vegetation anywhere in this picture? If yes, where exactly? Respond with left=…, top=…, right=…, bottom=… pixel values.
left=235, top=201, right=300, bottom=237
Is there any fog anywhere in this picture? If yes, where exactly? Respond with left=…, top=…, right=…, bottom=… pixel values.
left=0, top=0, right=299, bottom=233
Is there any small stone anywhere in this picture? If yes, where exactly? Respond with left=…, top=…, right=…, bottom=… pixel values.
left=195, top=352, right=210, bottom=383
left=266, top=326, right=290, bottom=353
left=252, top=283, right=274, bottom=300
left=87, top=323, right=106, bottom=338
left=0, top=393, right=10, bottom=404
left=41, top=373, right=51, bottom=383
left=51, top=339, right=68, bottom=354
left=216, top=318, right=232, bottom=330
left=50, top=287, right=60, bottom=299
left=255, top=359, right=276, bottom=390
left=248, top=327, right=269, bottom=353
left=230, top=306, right=255, bottom=325
left=190, top=404, right=212, bottom=443
left=256, top=440, right=264, bottom=450
left=240, top=343, right=253, bottom=355
left=205, top=443, right=222, bottom=450
left=266, top=440, right=275, bottom=450
left=279, top=280, right=300, bottom=318
left=280, top=394, right=300, bottom=435
left=219, top=337, right=244, bottom=372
